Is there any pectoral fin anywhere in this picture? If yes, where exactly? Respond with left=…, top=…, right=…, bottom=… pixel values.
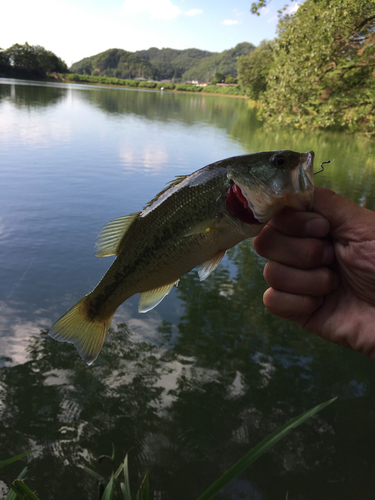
left=197, top=249, right=227, bottom=281
left=138, top=281, right=179, bottom=313
left=95, top=212, right=140, bottom=257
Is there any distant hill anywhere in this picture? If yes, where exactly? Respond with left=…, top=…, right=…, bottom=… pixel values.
left=69, top=42, right=255, bottom=82
left=69, top=49, right=157, bottom=81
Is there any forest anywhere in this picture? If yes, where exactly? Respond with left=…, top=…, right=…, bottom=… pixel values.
left=1, top=0, right=374, bottom=134
left=69, top=43, right=255, bottom=82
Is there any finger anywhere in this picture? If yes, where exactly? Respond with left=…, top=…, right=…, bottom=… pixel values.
left=263, top=288, right=323, bottom=321
left=253, top=225, right=335, bottom=268
left=263, top=261, right=339, bottom=296
left=314, top=187, right=375, bottom=242
left=268, top=207, right=330, bottom=238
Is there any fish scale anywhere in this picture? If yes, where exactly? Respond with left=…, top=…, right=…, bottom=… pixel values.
left=49, top=150, right=315, bottom=364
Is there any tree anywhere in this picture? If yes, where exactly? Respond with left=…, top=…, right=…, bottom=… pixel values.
left=237, top=40, right=274, bottom=100
left=250, top=0, right=297, bottom=16
left=4, top=43, right=68, bottom=77
left=259, top=0, right=375, bottom=134
left=0, top=48, right=10, bottom=72
left=211, top=72, right=226, bottom=84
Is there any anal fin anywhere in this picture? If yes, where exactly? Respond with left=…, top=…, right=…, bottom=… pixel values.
left=138, top=281, right=179, bottom=313
left=197, top=249, right=227, bottom=281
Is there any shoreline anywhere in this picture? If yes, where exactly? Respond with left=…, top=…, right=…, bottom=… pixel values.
left=0, top=73, right=256, bottom=101
left=57, top=74, right=248, bottom=99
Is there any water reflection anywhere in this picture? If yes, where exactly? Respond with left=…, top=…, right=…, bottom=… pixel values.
left=2, top=79, right=375, bottom=500
left=0, top=79, right=67, bottom=109
left=1, top=245, right=374, bottom=499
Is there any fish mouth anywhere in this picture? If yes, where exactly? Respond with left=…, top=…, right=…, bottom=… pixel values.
left=226, top=182, right=264, bottom=225
left=227, top=151, right=315, bottom=224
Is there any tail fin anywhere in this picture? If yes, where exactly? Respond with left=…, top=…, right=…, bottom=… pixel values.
left=48, top=296, right=114, bottom=365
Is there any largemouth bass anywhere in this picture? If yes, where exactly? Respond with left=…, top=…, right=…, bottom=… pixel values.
left=49, top=150, right=315, bottom=364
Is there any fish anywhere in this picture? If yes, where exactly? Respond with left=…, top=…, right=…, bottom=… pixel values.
left=49, top=150, right=315, bottom=364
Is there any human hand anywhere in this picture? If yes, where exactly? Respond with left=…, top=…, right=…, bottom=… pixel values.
left=253, top=187, right=375, bottom=360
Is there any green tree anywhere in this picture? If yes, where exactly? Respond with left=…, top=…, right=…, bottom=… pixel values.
left=260, top=0, right=375, bottom=134
left=224, top=75, right=237, bottom=84
left=237, top=39, right=274, bottom=100
left=211, top=72, right=226, bottom=84
left=0, top=48, right=10, bottom=72
left=4, top=43, right=68, bottom=77
left=250, top=0, right=298, bottom=16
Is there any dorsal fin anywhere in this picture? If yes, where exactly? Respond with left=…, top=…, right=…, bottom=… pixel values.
left=143, top=175, right=187, bottom=209
left=196, top=249, right=227, bottom=281
left=138, top=281, right=179, bottom=313
left=95, top=212, right=140, bottom=257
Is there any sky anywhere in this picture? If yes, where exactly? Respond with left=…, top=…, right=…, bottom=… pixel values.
left=2, top=0, right=300, bottom=67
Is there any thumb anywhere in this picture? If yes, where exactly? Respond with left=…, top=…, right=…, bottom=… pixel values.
left=313, top=187, right=375, bottom=241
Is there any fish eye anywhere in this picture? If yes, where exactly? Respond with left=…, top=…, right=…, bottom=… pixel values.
left=271, top=154, right=288, bottom=169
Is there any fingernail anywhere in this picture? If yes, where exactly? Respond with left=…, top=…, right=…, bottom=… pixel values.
left=306, top=218, right=330, bottom=237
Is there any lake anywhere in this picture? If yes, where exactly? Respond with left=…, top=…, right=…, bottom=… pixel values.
left=1, top=78, right=375, bottom=500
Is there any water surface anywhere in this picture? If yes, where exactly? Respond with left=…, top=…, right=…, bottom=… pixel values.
left=1, top=78, right=375, bottom=500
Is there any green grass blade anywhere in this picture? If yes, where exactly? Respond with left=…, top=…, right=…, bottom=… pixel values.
left=78, top=464, right=106, bottom=485
left=197, top=397, right=337, bottom=500
left=101, top=476, right=115, bottom=500
left=113, top=461, right=124, bottom=481
left=122, top=453, right=132, bottom=500
left=10, top=480, right=40, bottom=500
left=120, top=483, right=129, bottom=500
left=5, top=467, right=28, bottom=500
left=135, top=470, right=149, bottom=500
left=0, top=452, right=35, bottom=470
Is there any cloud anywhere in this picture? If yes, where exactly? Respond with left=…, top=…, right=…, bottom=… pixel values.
left=221, top=19, right=239, bottom=26
left=288, top=2, right=301, bottom=14
left=122, top=0, right=181, bottom=20
left=184, top=9, right=203, bottom=16
left=267, top=1, right=301, bottom=22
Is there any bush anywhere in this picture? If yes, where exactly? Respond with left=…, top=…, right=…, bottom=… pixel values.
left=138, top=81, right=157, bottom=88
left=124, top=79, right=139, bottom=87
left=175, top=84, right=202, bottom=92
left=202, top=85, right=245, bottom=96
left=157, top=82, right=175, bottom=90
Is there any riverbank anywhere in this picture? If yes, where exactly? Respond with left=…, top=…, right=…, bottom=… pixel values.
left=61, top=73, right=247, bottom=98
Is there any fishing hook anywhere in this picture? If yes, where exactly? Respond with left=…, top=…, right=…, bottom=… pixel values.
left=314, top=159, right=334, bottom=176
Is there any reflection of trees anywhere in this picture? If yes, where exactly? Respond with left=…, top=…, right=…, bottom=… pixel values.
left=0, top=82, right=67, bottom=110
left=77, top=87, right=251, bottom=135
left=0, top=83, right=11, bottom=104
left=1, top=244, right=375, bottom=499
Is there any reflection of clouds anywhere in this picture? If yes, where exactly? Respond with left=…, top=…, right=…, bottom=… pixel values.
left=44, top=368, right=74, bottom=386
left=0, top=301, right=49, bottom=365
left=252, top=352, right=276, bottom=388
left=0, top=106, right=71, bottom=147
left=119, top=144, right=169, bottom=173
left=154, top=359, right=220, bottom=409
left=0, top=217, right=8, bottom=241
left=127, top=312, right=163, bottom=342
left=228, top=370, right=246, bottom=398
